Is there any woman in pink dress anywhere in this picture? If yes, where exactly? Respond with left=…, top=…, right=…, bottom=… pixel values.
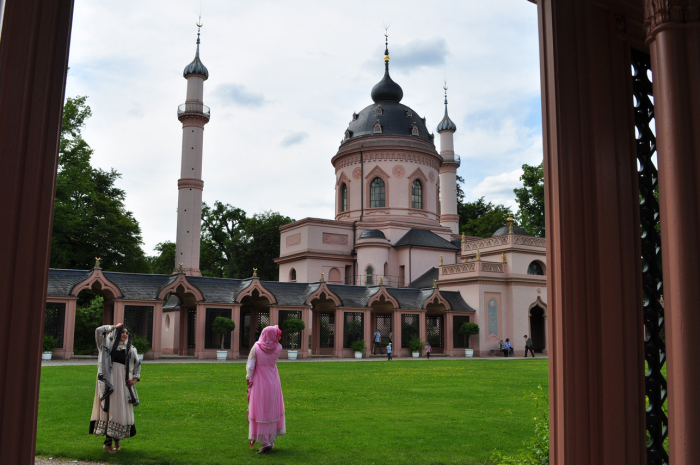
left=246, top=325, right=286, bottom=454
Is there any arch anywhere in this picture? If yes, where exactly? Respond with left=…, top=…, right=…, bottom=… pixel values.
left=376, top=106, right=383, bottom=115
left=527, top=260, right=545, bottom=275
left=237, top=280, right=277, bottom=305
left=411, top=125, right=419, bottom=136
left=369, top=178, right=385, bottom=208
left=411, top=179, right=423, bottom=209
left=407, top=168, right=428, bottom=210
left=289, top=268, right=297, bottom=282
left=365, top=265, right=375, bottom=286
left=368, top=287, right=400, bottom=309
left=328, top=267, right=341, bottom=283
left=528, top=298, right=547, bottom=353
left=383, top=262, right=388, bottom=281
left=373, top=123, right=382, bottom=133
left=421, top=289, right=452, bottom=311
left=305, top=282, right=342, bottom=307
left=71, top=269, right=123, bottom=300
left=344, top=129, right=353, bottom=141
left=157, top=274, right=204, bottom=304
left=341, top=184, right=348, bottom=212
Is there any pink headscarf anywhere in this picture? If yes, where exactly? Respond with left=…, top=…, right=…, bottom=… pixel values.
left=256, top=325, right=282, bottom=354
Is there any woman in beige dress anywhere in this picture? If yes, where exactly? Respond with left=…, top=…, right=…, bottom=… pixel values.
left=89, top=323, right=141, bottom=453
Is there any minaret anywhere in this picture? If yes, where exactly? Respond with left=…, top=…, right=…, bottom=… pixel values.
left=437, top=84, right=460, bottom=235
left=174, top=22, right=210, bottom=275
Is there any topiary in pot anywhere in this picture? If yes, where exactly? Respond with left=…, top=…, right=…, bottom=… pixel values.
left=280, top=318, right=305, bottom=349
left=43, top=335, right=57, bottom=353
left=458, top=322, right=480, bottom=348
left=409, top=337, right=426, bottom=354
left=212, top=316, right=236, bottom=350
left=132, top=336, right=151, bottom=355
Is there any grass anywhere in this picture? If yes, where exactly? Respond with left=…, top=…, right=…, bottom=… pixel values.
left=37, top=359, right=548, bottom=465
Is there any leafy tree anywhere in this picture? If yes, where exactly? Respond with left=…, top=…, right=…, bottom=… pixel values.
left=148, top=241, right=176, bottom=275
left=73, top=295, right=104, bottom=355
left=237, top=211, right=294, bottom=280
left=51, top=96, right=150, bottom=272
left=514, top=162, right=545, bottom=237
left=458, top=197, right=513, bottom=238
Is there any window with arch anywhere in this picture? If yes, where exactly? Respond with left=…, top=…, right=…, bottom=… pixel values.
left=411, top=179, right=423, bottom=209
left=344, top=129, right=353, bottom=141
left=341, top=183, right=348, bottom=212
left=373, top=123, right=382, bottom=134
left=366, top=265, right=374, bottom=286
left=289, top=268, right=297, bottom=281
left=376, top=106, right=383, bottom=115
left=527, top=261, right=545, bottom=275
left=405, top=109, right=413, bottom=117
left=370, top=177, right=386, bottom=207
left=411, top=125, right=419, bottom=136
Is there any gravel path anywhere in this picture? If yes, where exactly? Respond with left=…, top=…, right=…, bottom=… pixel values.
left=36, top=458, right=107, bottom=465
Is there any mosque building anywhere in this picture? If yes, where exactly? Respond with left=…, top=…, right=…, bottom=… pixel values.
left=43, top=27, right=547, bottom=360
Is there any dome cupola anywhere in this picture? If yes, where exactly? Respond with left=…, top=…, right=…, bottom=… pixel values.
left=370, top=36, right=403, bottom=103
left=436, top=85, right=457, bottom=132
left=183, top=23, right=209, bottom=79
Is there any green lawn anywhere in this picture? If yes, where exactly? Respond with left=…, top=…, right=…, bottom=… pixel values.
left=37, top=359, right=548, bottom=465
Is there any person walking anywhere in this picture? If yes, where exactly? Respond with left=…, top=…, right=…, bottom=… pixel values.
left=524, top=335, right=535, bottom=357
left=425, top=341, right=431, bottom=359
left=246, top=325, right=286, bottom=454
left=387, top=342, right=392, bottom=361
left=373, top=329, right=382, bottom=355
left=89, top=323, right=141, bottom=454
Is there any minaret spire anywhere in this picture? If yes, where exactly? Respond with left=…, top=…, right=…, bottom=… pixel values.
left=371, top=26, right=403, bottom=103
left=195, top=19, right=202, bottom=58
left=384, top=26, right=390, bottom=71
left=437, top=81, right=460, bottom=235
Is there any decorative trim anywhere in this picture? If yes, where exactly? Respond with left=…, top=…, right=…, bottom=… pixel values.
left=368, top=287, right=400, bottom=308
left=237, top=280, right=277, bottom=305
left=286, top=233, right=301, bottom=247
left=157, top=274, right=204, bottom=301
left=513, top=236, right=546, bottom=247
left=422, top=289, right=452, bottom=310
left=322, top=233, right=349, bottom=245
left=392, top=165, right=406, bottom=178
left=462, top=236, right=510, bottom=250
left=336, top=171, right=352, bottom=187
left=71, top=269, right=123, bottom=299
left=352, top=167, right=362, bottom=179
left=178, top=178, right=204, bottom=190
left=645, top=0, right=700, bottom=38
left=305, top=282, right=342, bottom=306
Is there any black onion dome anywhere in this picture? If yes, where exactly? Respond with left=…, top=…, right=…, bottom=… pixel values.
left=343, top=101, right=434, bottom=145
left=437, top=112, right=457, bottom=132
left=492, top=225, right=530, bottom=237
left=359, top=229, right=387, bottom=240
left=183, top=29, right=209, bottom=78
left=371, top=69, right=404, bottom=103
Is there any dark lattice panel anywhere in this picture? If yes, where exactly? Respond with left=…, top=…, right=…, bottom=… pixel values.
left=376, top=314, right=393, bottom=345
left=241, top=312, right=251, bottom=349
left=427, top=315, right=443, bottom=348
left=320, top=313, right=335, bottom=348
left=204, top=308, right=232, bottom=350
left=124, top=305, right=154, bottom=344
left=44, top=302, right=66, bottom=349
left=279, top=310, right=302, bottom=349
left=256, top=312, right=270, bottom=341
left=453, top=315, right=471, bottom=349
left=632, top=48, right=668, bottom=465
left=401, top=314, right=419, bottom=349
left=343, top=312, right=364, bottom=348
left=187, top=308, right=197, bottom=349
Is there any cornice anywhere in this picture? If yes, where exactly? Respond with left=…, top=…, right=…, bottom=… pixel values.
left=645, top=0, right=700, bottom=38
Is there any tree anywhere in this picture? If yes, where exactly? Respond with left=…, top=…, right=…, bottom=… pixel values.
left=238, top=211, right=294, bottom=280
left=51, top=96, right=150, bottom=272
left=513, top=162, right=545, bottom=237
left=458, top=197, right=513, bottom=238
left=147, top=241, right=176, bottom=275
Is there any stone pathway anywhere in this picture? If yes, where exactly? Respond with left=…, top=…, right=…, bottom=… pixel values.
left=36, top=458, right=107, bottom=465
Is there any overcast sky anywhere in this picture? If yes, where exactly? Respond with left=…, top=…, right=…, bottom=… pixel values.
left=65, top=0, right=542, bottom=255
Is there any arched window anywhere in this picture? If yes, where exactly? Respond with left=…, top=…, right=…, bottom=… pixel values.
left=411, top=125, right=419, bottom=136
left=370, top=177, right=385, bottom=207
left=373, top=123, right=382, bottom=134
left=366, top=266, right=374, bottom=286
left=405, top=109, right=413, bottom=117
left=527, top=261, right=545, bottom=275
left=341, top=184, right=348, bottom=212
left=344, top=129, right=353, bottom=141
left=290, top=268, right=297, bottom=281
left=383, top=262, right=388, bottom=280
left=376, top=106, right=383, bottom=115
left=411, top=179, right=423, bottom=209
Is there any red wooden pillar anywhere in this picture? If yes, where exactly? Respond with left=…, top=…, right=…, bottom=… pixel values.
left=0, top=0, right=74, bottom=462
left=538, top=0, right=646, bottom=463
left=646, top=2, right=700, bottom=462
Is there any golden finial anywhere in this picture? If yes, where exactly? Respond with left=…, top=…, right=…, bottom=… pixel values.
left=320, top=272, right=325, bottom=282
left=380, top=276, right=384, bottom=285
left=432, top=279, right=437, bottom=288
left=439, top=255, right=443, bottom=266
left=507, top=215, right=514, bottom=235
left=461, top=232, right=466, bottom=243
left=476, top=249, right=481, bottom=261
left=94, top=257, right=101, bottom=268
left=253, top=268, right=258, bottom=278
left=383, top=24, right=390, bottom=63
left=501, top=252, right=506, bottom=263
left=178, top=262, right=184, bottom=273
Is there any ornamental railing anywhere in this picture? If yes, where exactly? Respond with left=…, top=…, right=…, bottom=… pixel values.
left=177, top=102, right=210, bottom=118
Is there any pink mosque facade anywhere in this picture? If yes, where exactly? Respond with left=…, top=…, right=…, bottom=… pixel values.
left=43, top=30, right=547, bottom=360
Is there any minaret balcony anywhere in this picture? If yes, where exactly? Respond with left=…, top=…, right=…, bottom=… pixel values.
left=178, top=102, right=210, bottom=120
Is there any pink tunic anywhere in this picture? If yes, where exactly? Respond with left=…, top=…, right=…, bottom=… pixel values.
left=247, top=327, right=286, bottom=446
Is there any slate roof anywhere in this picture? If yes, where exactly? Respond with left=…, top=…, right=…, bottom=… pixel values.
left=260, top=281, right=318, bottom=306
left=409, top=267, right=439, bottom=289
left=394, top=229, right=459, bottom=250
left=492, top=225, right=530, bottom=237
left=47, top=269, right=92, bottom=296
left=102, top=272, right=173, bottom=300
left=441, top=291, right=476, bottom=312
left=186, top=276, right=247, bottom=303
left=327, top=284, right=378, bottom=307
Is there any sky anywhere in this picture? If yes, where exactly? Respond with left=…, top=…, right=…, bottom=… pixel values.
left=65, top=0, right=543, bottom=255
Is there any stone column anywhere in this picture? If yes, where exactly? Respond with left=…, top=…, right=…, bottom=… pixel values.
left=646, top=2, right=700, bottom=462
left=151, top=302, right=163, bottom=359
left=0, top=0, right=74, bottom=462
left=538, top=0, right=646, bottom=463
left=61, top=298, right=78, bottom=360
left=231, top=306, right=241, bottom=359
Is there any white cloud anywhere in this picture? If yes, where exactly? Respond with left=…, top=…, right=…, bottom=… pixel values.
left=470, top=169, right=524, bottom=211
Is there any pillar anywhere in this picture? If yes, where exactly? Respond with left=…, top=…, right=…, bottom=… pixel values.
left=538, top=0, right=646, bottom=463
left=60, top=298, right=78, bottom=360
left=646, top=2, right=700, bottom=462
left=151, top=302, right=163, bottom=359
left=0, top=0, right=74, bottom=462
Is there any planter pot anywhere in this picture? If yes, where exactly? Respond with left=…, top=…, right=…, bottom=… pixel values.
left=288, top=350, right=298, bottom=360
left=216, top=350, right=227, bottom=361
left=412, top=352, right=419, bottom=358
left=465, top=349, right=474, bottom=357
left=138, top=353, right=145, bottom=361
left=41, top=352, right=52, bottom=361
left=354, top=351, right=362, bottom=359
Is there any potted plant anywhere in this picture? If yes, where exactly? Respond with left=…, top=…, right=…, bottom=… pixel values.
left=212, top=316, right=236, bottom=361
left=459, top=322, right=480, bottom=357
left=42, top=335, right=56, bottom=361
left=351, top=339, right=366, bottom=359
left=132, top=336, right=151, bottom=361
left=280, top=317, right=305, bottom=360
left=409, top=337, right=426, bottom=358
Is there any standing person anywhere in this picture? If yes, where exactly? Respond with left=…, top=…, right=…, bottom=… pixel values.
left=246, top=325, right=286, bottom=454
left=524, top=335, right=535, bottom=357
left=89, top=323, right=141, bottom=454
left=425, top=341, right=431, bottom=359
left=373, top=329, right=382, bottom=355
left=387, top=342, right=392, bottom=361
left=502, top=338, right=513, bottom=357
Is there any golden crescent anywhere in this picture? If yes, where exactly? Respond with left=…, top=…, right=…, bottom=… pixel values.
left=196, top=22, right=203, bottom=28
